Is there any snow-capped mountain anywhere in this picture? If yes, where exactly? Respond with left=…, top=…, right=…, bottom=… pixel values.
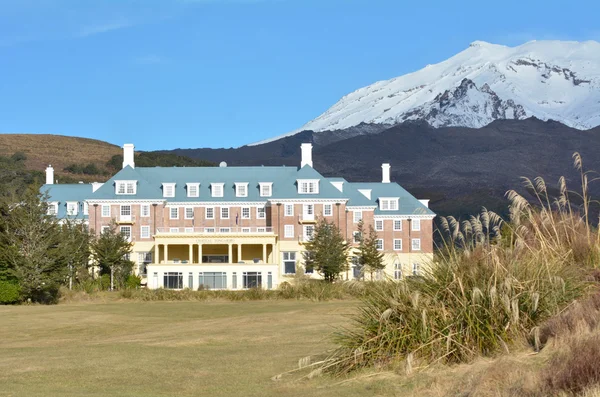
left=254, top=40, right=600, bottom=145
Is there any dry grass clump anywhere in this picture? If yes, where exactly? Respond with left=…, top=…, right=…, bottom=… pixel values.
left=315, top=153, right=600, bottom=376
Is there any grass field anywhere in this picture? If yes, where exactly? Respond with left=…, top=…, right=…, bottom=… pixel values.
left=0, top=300, right=399, bottom=397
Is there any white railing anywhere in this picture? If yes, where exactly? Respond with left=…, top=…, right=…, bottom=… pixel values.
left=155, top=227, right=274, bottom=234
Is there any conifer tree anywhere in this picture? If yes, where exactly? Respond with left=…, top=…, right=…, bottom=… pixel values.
left=303, top=218, right=350, bottom=282
left=357, top=220, right=385, bottom=280
left=91, top=223, right=134, bottom=290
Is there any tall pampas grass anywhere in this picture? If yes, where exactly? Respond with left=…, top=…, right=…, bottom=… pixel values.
left=317, top=153, right=600, bottom=376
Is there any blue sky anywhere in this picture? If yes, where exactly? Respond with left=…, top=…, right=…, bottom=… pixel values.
left=1, top=0, right=599, bottom=150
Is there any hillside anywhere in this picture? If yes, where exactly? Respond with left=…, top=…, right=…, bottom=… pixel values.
left=160, top=118, right=600, bottom=218
left=0, top=134, right=121, bottom=183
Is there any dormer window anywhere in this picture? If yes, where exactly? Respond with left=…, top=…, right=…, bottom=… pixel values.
left=259, top=182, right=273, bottom=197
left=116, top=180, right=136, bottom=195
left=66, top=201, right=78, bottom=216
left=298, top=179, right=319, bottom=194
left=187, top=183, right=200, bottom=198
left=163, top=183, right=176, bottom=198
left=380, top=197, right=399, bottom=211
left=47, top=202, right=58, bottom=216
left=235, top=183, right=248, bottom=197
left=212, top=183, right=224, bottom=198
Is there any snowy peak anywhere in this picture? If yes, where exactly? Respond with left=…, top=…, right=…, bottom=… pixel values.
left=253, top=40, right=600, bottom=145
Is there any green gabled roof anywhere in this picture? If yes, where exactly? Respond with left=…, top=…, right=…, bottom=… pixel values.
left=349, top=182, right=435, bottom=216
left=89, top=165, right=347, bottom=202
left=41, top=183, right=93, bottom=219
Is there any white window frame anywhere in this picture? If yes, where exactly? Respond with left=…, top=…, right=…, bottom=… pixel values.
left=47, top=202, right=58, bottom=216
left=411, top=238, right=421, bottom=251
left=394, top=262, right=402, bottom=280
left=205, top=207, right=215, bottom=220
left=140, top=225, right=150, bottom=239
left=259, top=182, right=273, bottom=197
left=393, top=239, right=402, bottom=251
left=380, top=197, right=399, bottom=211
left=353, top=231, right=361, bottom=243
left=116, top=180, right=136, bottom=195
left=120, top=205, right=132, bottom=221
left=393, top=219, right=402, bottom=231
left=187, top=183, right=200, bottom=198
left=256, top=206, right=266, bottom=219
left=221, top=207, right=229, bottom=219
left=284, top=204, right=294, bottom=217
left=120, top=226, right=132, bottom=242
left=170, top=207, right=179, bottom=220
left=101, top=225, right=110, bottom=234
left=66, top=201, right=78, bottom=216
left=323, top=204, right=333, bottom=217
left=412, top=218, right=421, bottom=231
left=284, top=225, right=294, bottom=238
left=353, top=211, right=362, bottom=223
left=140, top=204, right=150, bottom=217
left=282, top=251, right=296, bottom=275
left=297, top=179, right=319, bottom=194
left=185, top=207, right=194, bottom=220
left=413, top=263, right=420, bottom=276
left=303, top=225, right=314, bottom=242
left=83, top=202, right=89, bottom=216
left=375, top=219, right=383, bottom=231
left=211, top=183, right=224, bottom=198
left=241, top=207, right=251, bottom=219
left=235, top=182, right=248, bottom=198
left=163, top=183, right=176, bottom=198
left=101, top=204, right=111, bottom=217
left=376, top=239, right=384, bottom=251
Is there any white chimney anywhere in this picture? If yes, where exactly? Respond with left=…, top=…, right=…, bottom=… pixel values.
left=122, top=144, right=135, bottom=169
left=45, top=165, right=54, bottom=185
left=300, top=143, right=313, bottom=168
left=381, top=163, right=391, bottom=183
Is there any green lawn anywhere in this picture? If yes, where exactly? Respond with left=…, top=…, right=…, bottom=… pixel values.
left=0, top=300, right=393, bottom=397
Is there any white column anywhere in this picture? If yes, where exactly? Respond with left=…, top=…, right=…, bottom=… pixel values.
left=189, top=244, right=194, bottom=264
left=228, top=244, right=233, bottom=264
left=198, top=244, right=203, bottom=264
left=237, top=244, right=242, bottom=263
left=164, top=244, right=169, bottom=264
left=262, top=244, right=267, bottom=264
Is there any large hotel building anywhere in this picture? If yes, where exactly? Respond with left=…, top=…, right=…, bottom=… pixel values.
left=42, top=143, right=435, bottom=289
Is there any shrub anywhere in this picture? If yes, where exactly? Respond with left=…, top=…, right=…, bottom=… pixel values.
left=125, top=275, right=142, bottom=290
left=0, top=280, right=21, bottom=304
left=100, top=274, right=111, bottom=290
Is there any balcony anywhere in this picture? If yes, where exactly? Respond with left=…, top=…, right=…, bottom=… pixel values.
left=155, top=227, right=274, bottom=235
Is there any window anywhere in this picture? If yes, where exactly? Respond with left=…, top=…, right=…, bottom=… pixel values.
left=184, top=227, right=194, bottom=233
left=219, top=228, right=231, bottom=233
left=352, top=256, right=362, bottom=279
left=268, top=272, right=273, bottom=289
left=412, top=218, right=421, bottom=231
left=164, top=272, right=183, bottom=289
left=187, top=183, right=199, bottom=198
left=241, top=207, right=250, bottom=219
left=211, top=183, right=224, bottom=197
left=303, top=225, right=314, bottom=242
left=101, top=225, right=110, bottom=234
left=241, top=228, right=251, bottom=233
left=47, top=202, right=58, bottom=215
left=380, top=198, right=399, bottom=211
left=235, top=183, right=248, bottom=197
left=257, top=227, right=266, bottom=233
left=232, top=272, right=237, bottom=289
left=198, top=272, right=227, bottom=289
left=141, top=226, right=150, bottom=239
left=243, top=272, right=262, bottom=289
left=284, top=204, right=294, bottom=216
left=394, top=239, right=402, bottom=251
left=376, top=239, right=384, bottom=251
left=141, top=204, right=150, bottom=217
left=170, top=227, right=179, bottom=233
left=66, top=202, right=78, bottom=216
left=101, top=205, right=111, bottom=217
left=284, top=225, right=294, bottom=238
left=205, top=228, right=215, bottom=233
left=205, top=207, right=214, bottom=219
left=375, top=220, right=383, bottom=231
left=185, top=207, right=194, bottom=219
left=116, top=181, right=136, bottom=195
left=413, top=263, right=421, bottom=276
left=394, top=262, right=402, bottom=280
left=412, top=238, right=421, bottom=251
left=137, top=252, right=152, bottom=276
left=188, top=273, right=194, bottom=289
left=120, top=205, right=131, bottom=218
left=323, top=204, right=333, bottom=216
left=298, top=179, right=319, bottom=194
left=83, top=202, right=89, bottom=215
left=282, top=252, right=296, bottom=274
left=120, top=226, right=132, bottom=241
left=170, top=207, right=179, bottom=219
left=221, top=207, right=229, bottom=219
left=394, top=220, right=402, bottom=231
left=353, top=231, right=362, bottom=243
left=257, top=207, right=266, bottom=219
left=163, top=183, right=175, bottom=198
left=353, top=211, right=362, bottom=223
left=260, top=183, right=272, bottom=197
